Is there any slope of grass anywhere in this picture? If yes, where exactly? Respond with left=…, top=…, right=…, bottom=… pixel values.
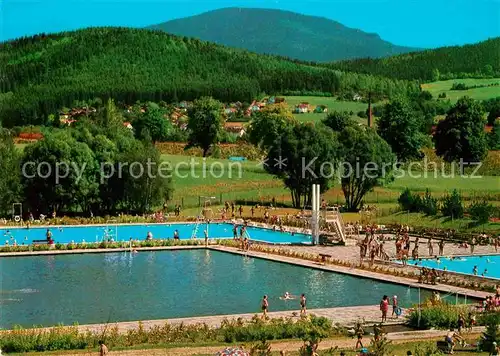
left=422, top=78, right=500, bottom=102
left=283, top=96, right=370, bottom=124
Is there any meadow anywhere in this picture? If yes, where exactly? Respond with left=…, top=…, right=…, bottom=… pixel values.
left=282, top=96, right=371, bottom=124
left=163, top=154, right=500, bottom=230
left=422, top=78, right=500, bottom=102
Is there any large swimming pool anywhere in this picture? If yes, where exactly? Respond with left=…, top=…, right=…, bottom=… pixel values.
left=1, top=223, right=312, bottom=245
left=1, top=249, right=460, bottom=328
left=408, top=254, right=500, bottom=280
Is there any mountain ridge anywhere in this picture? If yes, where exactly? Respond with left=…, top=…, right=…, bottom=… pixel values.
left=149, top=7, right=417, bottom=62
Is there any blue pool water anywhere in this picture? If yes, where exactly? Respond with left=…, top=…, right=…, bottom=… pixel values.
left=1, top=223, right=311, bottom=245
left=406, top=255, right=500, bottom=279
left=0, top=249, right=460, bottom=328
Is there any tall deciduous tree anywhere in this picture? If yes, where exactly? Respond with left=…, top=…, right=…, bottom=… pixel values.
left=338, top=125, right=395, bottom=212
left=248, top=103, right=296, bottom=150
left=378, top=96, right=425, bottom=162
left=186, top=97, right=224, bottom=157
left=265, top=123, right=339, bottom=209
left=21, top=131, right=99, bottom=215
left=322, top=111, right=353, bottom=132
left=0, top=129, right=21, bottom=217
left=434, top=97, right=488, bottom=168
left=132, top=102, right=172, bottom=143
left=489, top=120, right=500, bottom=150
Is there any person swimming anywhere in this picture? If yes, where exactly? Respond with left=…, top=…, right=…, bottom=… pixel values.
left=280, top=292, right=295, bottom=300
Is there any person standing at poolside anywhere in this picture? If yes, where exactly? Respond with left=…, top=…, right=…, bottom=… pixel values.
left=204, top=230, right=208, bottom=246
left=46, top=229, right=52, bottom=241
left=261, top=295, right=269, bottom=319
left=438, top=239, right=445, bottom=255
left=391, top=295, right=399, bottom=318
left=471, top=236, right=476, bottom=254
left=427, top=238, right=433, bottom=256
left=300, top=294, right=307, bottom=315
left=380, top=295, right=389, bottom=323
left=99, top=340, right=108, bottom=355
left=173, top=229, right=179, bottom=240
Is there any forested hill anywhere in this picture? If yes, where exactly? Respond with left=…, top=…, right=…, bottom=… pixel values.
left=149, top=7, right=416, bottom=62
left=0, top=27, right=417, bottom=127
left=326, top=38, right=500, bottom=81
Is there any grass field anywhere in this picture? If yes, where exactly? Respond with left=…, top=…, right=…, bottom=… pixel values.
left=422, top=78, right=500, bottom=102
left=162, top=154, right=500, bottom=203
left=283, top=96, right=372, bottom=124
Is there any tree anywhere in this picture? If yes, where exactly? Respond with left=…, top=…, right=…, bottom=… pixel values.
left=338, top=125, right=395, bottom=212
left=489, top=120, right=500, bottom=149
left=265, top=123, right=339, bottom=209
left=378, top=96, right=425, bottom=162
left=441, top=189, right=464, bottom=219
left=434, top=97, right=488, bottom=169
left=186, top=97, right=224, bottom=157
left=21, top=131, right=99, bottom=215
left=0, top=129, right=21, bottom=217
left=248, top=103, right=296, bottom=150
left=322, top=111, right=353, bottom=132
left=487, top=101, right=500, bottom=126
left=479, top=312, right=500, bottom=353
left=132, top=102, right=172, bottom=143
left=431, top=68, right=440, bottom=82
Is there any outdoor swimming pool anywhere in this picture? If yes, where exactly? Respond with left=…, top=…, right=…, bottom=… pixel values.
left=408, top=254, right=500, bottom=279
left=1, top=223, right=312, bottom=245
left=0, top=249, right=458, bottom=328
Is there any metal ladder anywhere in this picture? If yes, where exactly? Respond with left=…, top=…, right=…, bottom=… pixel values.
left=324, top=207, right=346, bottom=242
left=191, top=213, right=204, bottom=239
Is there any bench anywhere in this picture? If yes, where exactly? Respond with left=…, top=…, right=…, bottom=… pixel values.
left=32, top=240, right=49, bottom=245
left=318, top=253, right=332, bottom=263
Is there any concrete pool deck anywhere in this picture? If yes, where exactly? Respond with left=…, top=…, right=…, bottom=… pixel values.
left=210, top=246, right=491, bottom=300
left=2, top=305, right=402, bottom=334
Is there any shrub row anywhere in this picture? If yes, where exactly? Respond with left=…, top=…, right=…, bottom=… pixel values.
left=0, top=315, right=333, bottom=353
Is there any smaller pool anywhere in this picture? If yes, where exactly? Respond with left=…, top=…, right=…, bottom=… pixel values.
left=400, top=254, right=500, bottom=280
left=1, top=223, right=312, bottom=246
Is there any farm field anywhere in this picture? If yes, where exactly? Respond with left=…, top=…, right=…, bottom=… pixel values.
left=282, top=96, right=372, bottom=124
left=422, top=78, right=500, bottom=102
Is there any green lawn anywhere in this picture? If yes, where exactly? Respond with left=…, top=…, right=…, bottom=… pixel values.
left=161, top=154, right=500, bottom=206
left=422, top=78, right=500, bottom=102
left=282, top=96, right=372, bottom=124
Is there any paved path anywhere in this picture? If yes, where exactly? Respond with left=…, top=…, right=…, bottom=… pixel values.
left=35, top=305, right=399, bottom=335
left=212, top=246, right=490, bottom=299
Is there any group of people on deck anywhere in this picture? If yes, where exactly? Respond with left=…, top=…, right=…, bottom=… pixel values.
left=261, top=293, right=307, bottom=320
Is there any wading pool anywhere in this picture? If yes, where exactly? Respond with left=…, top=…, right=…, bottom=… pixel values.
left=404, top=254, right=500, bottom=280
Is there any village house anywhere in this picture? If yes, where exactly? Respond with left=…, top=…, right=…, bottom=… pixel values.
left=314, top=105, right=328, bottom=113
left=294, top=103, right=310, bottom=114
left=224, top=122, right=246, bottom=137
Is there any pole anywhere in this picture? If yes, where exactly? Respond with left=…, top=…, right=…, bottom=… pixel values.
left=316, top=184, right=320, bottom=243
left=418, top=287, right=421, bottom=328
left=456, top=292, right=458, bottom=305
left=312, top=184, right=316, bottom=244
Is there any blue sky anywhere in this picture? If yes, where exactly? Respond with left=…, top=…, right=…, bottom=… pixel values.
left=1, top=0, right=499, bottom=47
